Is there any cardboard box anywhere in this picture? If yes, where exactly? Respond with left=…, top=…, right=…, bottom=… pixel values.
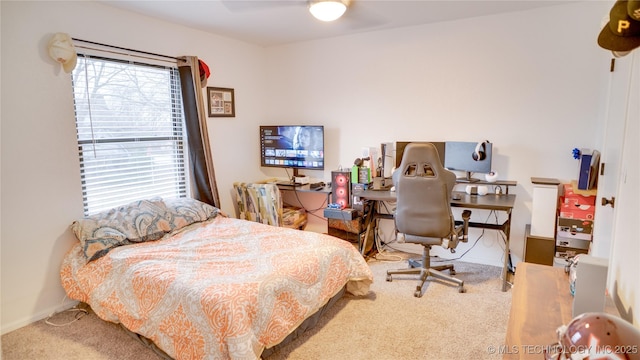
left=558, top=217, right=594, bottom=233
left=555, top=246, right=589, bottom=259
left=556, top=231, right=592, bottom=241
left=557, top=217, right=593, bottom=241
left=328, top=227, right=361, bottom=243
left=556, top=237, right=590, bottom=249
left=559, top=203, right=595, bottom=220
left=524, top=224, right=555, bottom=266
left=561, top=183, right=596, bottom=206
left=328, top=217, right=362, bottom=234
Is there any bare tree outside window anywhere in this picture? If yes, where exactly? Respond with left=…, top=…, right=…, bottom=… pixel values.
left=72, top=56, right=188, bottom=215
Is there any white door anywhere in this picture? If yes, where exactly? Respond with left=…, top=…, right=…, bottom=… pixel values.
left=605, top=52, right=639, bottom=321
left=592, top=53, right=636, bottom=258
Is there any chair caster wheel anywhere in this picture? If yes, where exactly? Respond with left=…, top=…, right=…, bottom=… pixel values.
left=414, top=290, right=422, bottom=297
left=458, top=287, right=466, bottom=293
left=386, top=274, right=392, bottom=282
left=450, top=270, right=456, bottom=275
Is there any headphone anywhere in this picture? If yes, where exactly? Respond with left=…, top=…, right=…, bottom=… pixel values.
left=472, top=140, right=490, bottom=161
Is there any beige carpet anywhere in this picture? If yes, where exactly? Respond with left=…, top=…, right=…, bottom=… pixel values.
left=2, top=252, right=512, bottom=360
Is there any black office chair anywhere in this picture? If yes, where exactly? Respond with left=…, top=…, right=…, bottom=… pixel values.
left=386, top=143, right=471, bottom=297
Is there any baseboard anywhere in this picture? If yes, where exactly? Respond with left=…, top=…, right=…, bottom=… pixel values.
left=1, top=301, right=78, bottom=335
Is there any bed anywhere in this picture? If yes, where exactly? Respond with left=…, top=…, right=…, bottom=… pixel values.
left=60, top=197, right=373, bottom=360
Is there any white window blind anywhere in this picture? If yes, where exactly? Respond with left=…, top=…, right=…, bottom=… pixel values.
left=72, top=55, right=188, bottom=215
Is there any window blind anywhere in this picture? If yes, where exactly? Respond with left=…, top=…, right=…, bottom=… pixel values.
left=72, top=55, right=188, bottom=215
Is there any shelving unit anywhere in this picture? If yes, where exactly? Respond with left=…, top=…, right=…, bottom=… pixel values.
left=524, top=178, right=597, bottom=267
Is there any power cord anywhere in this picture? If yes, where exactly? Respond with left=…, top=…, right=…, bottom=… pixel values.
left=287, top=184, right=329, bottom=213
left=370, top=238, right=406, bottom=262
left=485, top=209, right=514, bottom=272
left=432, top=209, right=497, bottom=263
left=369, top=200, right=397, bottom=257
left=433, top=229, right=487, bottom=263
left=44, top=295, right=88, bottom=327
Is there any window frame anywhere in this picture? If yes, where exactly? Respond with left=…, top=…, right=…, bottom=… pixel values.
left=71, top=54, right=189, bottom=216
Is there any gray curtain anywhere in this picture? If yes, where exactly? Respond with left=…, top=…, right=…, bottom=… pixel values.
left=177, top=56, right=220, bottom=207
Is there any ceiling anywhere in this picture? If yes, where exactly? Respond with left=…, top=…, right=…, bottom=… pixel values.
left=100, top=0, right=576, bottom=47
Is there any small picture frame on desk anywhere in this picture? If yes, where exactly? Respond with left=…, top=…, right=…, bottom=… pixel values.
left=207, top=87, right=235, bottom=117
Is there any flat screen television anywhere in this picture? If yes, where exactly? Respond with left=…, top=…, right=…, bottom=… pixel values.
left=444, top=141, right=493, bottom=182
left=260, top=125, right=324, bottom=178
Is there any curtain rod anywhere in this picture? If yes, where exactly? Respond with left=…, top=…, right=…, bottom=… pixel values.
left=71, top=37, right=178, bottom=60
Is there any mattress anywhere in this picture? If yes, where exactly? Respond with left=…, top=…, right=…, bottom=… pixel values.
left=61, top=216, right=373, bottom=360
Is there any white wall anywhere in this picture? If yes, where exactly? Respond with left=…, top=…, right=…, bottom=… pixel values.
left=0, top=0, right=268, bottom=334
left=261, top=2, right=612, bottom=267
left=2, top=0, right=637, bottom=334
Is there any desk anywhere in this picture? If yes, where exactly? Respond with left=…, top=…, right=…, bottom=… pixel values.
left=457, top=179, right=517, bottom=194
left=276, top=183, right=332, bottom=194
left=355, top=189, right=516, bottom=292
left=276, top=183, right=332, bottom=233
left=504, top=262, right=619, bottom=359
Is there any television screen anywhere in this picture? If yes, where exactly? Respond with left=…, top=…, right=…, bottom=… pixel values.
left=260, top=125, right=324, bottom=170
left=444, top=141, right=492, bottom=181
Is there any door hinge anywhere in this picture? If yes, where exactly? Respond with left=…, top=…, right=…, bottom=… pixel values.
left=600, top=162, right=606, bottom=176
left=610, top=58, right=616, bottom=72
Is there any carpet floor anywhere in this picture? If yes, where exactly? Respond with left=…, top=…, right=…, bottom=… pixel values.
left=2, top=251, right=512, bottom=359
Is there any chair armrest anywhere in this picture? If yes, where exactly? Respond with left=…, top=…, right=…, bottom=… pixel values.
left=454, top=210, right=472, bottom=243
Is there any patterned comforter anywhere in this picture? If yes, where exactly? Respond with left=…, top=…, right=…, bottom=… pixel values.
left=61, top=216, right=373, bottom=360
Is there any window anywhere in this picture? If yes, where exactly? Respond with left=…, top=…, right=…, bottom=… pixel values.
left=71, top=55, right=188, bottom=215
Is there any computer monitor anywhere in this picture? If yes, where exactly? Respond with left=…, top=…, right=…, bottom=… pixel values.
left=444, top=141, right=493, bottom=182
left=260, top=125, right=324, bottom=178
left=396, top=141, right=446, bottom=167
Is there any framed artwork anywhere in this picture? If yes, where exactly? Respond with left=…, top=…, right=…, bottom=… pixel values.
left=207, top=87, right=235, bottom=117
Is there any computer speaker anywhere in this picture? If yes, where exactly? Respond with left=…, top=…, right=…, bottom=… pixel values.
left=465, top=185, right=489, bottom=195
left=331, top=170, right=351, bottom=208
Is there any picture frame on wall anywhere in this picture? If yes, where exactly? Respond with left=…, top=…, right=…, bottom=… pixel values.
left=207, top=87, right=235, bottom=117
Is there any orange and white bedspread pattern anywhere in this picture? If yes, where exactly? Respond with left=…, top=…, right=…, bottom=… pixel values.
left=61, top=216, right=373, bottom=360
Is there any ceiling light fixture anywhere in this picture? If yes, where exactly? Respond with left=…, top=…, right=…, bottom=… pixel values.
left=309, top=0, right=348, bottom=22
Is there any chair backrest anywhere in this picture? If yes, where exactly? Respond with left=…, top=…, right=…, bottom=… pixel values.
left=394, top=143, right=456, bottom=238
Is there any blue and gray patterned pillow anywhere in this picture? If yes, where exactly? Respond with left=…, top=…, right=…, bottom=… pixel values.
left=163, top=197, right=220, bottom=230
left=71, top=197, right=219, bottom=261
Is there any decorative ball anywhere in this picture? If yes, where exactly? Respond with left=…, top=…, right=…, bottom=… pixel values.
left=485, top=171, right=498, bottom=183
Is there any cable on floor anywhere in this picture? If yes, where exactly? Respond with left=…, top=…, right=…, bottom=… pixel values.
left=432, top=209, right=498, bottom=263
left=44, top=295, right=88, bottom=327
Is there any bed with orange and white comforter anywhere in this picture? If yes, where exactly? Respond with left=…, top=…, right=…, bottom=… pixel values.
left=61, top=215, right=373, bottom=360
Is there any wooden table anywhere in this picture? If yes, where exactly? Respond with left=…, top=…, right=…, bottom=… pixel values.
left=504, top=262, right=619, bottom=359
left=504, top=263, right=573, bottom=359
